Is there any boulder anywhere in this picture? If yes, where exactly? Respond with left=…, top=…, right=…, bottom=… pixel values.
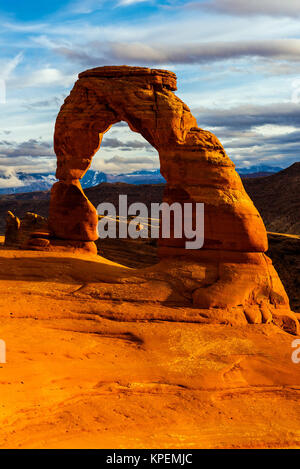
left=5, top=211, right=48, bottom=247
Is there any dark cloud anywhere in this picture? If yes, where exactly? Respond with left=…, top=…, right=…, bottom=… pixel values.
left=0, top=139, right=54, bottom=158
left=105, top=155, right=155, bottom=165
left=54, top=39, right=300, bottom=66
left=229, top=141, right=300, bottom=163
left=191, top=103, right=300, bottom=167
left=195, top=103, right=300, bottom=131
left=226, top=136, right=300, bottom=169
left=54, top=46, right=106, bottom=67
left=23, top=97, right=62, bottom=110
left=101, top=136, right=152, bottom=150
left=187, top=0, right=300, bottom=18
left=223, top=131, right=300, bottom=150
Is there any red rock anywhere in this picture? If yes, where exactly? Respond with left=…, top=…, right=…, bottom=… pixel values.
left=52, top=66, right=266, bottom=252
left=27, top=238, right=51, bottom=248
left=30, top=231, right=51, bottom=239
left=48, top=66, right=297, bottom=331
left=49, top=180, right=98, bottom=241
left=48, top=239, right=97, bottom=255
left=5, top=211, right=48, bottom=247
left=4, top=211, right=20, bottom=246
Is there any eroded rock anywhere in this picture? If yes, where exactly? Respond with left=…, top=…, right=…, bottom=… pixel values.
left=44, top=65, right=297, bottom=331
left=5, top=211, right=47, bottom=247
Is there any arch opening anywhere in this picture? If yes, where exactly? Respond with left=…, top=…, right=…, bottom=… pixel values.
left=82, top=121, right=162, bottom=268
left=89, top=121, right=160, bottom=180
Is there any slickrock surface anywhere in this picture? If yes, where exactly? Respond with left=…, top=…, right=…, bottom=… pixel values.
left=0, top=246, right=299, bottom=449
left=45, top=66, right=298, bottom=330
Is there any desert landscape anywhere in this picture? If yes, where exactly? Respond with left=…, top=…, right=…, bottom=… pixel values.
left=0, top=64, right=299, bottom=451
left=0, top=248, right=299, bottom=449
left=2, top=0, right=300, bottom=453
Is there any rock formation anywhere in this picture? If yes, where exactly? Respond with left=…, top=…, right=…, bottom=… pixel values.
left=1, top=247, right=300, bottom=448
left=40, top=66, right=298, bottom=332
left=5, top=211, right=47, bottom=247
left=4, top=211, right=20, bottom=246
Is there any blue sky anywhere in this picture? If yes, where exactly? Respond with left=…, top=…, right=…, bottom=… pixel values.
left=0, top=0, right=300, bottom=188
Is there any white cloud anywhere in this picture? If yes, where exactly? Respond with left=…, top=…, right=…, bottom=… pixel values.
left=92, top=153, right=159, bottom=173
left=64, top=0, right=105, bottom=15
left=0, top=169, right=25, bottom=188
left=54, top=38, right=300, bottom=68
left=191, top=0, right=300, bottom=17
left=10, top=67, right=77, bottom=88
left=2, top=21, right=47, bottom=33
left=0, top=0, right=299, bottom=174
left=0, top=139, right=54, bottom=158
left=31, top=68, right=67, bottom=86
left=118, top=0, right=150, bottom=5
left=66, top=0, right=149, bottom=14
left=0, top=53, right=23, bottom=80
left=0, top=168, right=57, bottom=189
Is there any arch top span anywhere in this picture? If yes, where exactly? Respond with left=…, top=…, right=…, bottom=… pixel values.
left=78, top=65, right=178, bottom=91
left=54, top=65, right=224, bottom=181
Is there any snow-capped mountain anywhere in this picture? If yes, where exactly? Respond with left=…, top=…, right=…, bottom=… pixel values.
left=107, top=169, right=165, bottom=185
left=0, top=172, right=57, bottom=195
left=0, top=166, right=283, bottom=194
left=236, top=165, right=283, bottom=176
left=0, top=171, right=107, bottom=195
left=81, top=171, right=107, bottom=188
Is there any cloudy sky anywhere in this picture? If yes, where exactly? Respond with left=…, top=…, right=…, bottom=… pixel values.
left=0, top=0, right=300, bottom=188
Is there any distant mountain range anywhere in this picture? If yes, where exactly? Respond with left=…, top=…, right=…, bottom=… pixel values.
left=0, top=165, right=284, bottom=195
left=0, top=163, right=299, bottom=237
left=236, top=165, right=284, bottom=178
left=0, top=173, right=57, bottom=195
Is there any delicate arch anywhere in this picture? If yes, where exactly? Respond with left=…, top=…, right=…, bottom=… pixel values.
left=30, top=65, right=299, bottom=331
left=49, top=66, right=268, bottom=254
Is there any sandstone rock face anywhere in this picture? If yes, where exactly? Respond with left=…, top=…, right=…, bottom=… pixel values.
left=52, top=66, right=266, bottom=253
left=49, top=180, right=98, bottom=242
left=4, top=211, right=20, bottom=246
left=5, top=211, right=47, bottom=247
left=49, top=65, right=298, bottom=331
left=0, top=249, right=300, bottom=448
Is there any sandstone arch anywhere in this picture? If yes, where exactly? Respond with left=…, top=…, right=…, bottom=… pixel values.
left=43, top=66, right=298, bottom=331
left=50, top=66, right=267, bottom=253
